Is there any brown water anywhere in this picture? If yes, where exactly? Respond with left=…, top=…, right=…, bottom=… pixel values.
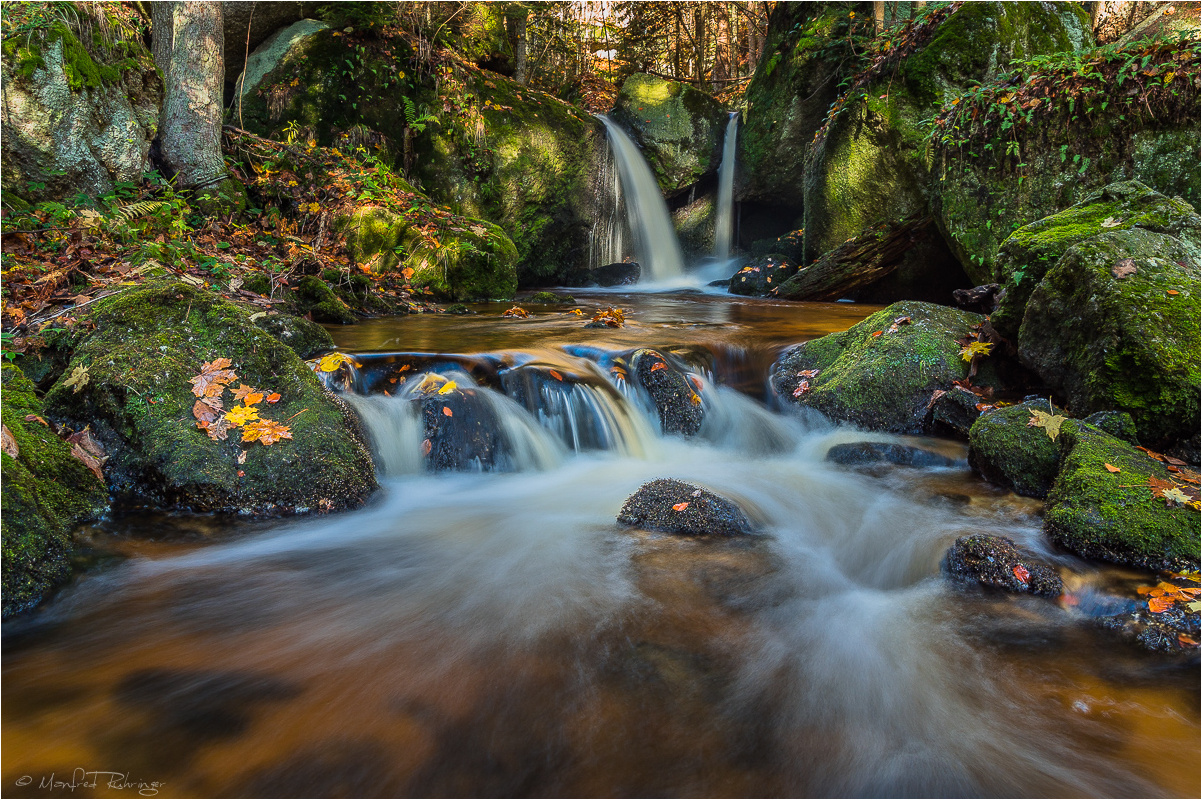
left=3, top=293, right=1198, bottom=798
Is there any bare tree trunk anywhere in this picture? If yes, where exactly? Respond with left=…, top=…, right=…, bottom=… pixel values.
left=873, top=1, right=885, bottom=33
left=154, top=1, right=237, bottom=207
left=514, top=10, right=528, bottom=85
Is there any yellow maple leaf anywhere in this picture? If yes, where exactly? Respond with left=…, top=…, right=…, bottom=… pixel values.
left=1027, top=408, right=1066, bottom=441
left=224, top=404, right=260, bottom=427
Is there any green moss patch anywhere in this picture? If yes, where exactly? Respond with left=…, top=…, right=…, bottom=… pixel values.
left=1045, top=421, right=1199, bottom=571
left=2, top=364, right=107, bottom=618
left=43, top=281, right=377, bottom=514
left=968, top=399, right=1066, bottom=498
left=770, top=300, right=989, bottom=433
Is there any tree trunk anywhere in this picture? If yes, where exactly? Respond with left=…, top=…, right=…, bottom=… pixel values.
left=514, top=11, right=528, bottom=85
left=154, top=1, right=228, bottom=192
left=873, top=1, right=886, bottom=34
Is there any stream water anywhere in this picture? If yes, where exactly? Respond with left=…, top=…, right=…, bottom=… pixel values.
left=3, top=292, right=1198, bottom=798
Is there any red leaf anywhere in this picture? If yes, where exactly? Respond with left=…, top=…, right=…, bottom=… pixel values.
left=649, top=362, right=666, bottom=372
left=1148, top=595, right=1174, bottom=613
left=672, top=502, right=689, bottom=511
left=442, top=406, right=453, bottom=417
left=1012, top=564, right=1030, bottom=583
left=549, top=369, right=563, bottom=381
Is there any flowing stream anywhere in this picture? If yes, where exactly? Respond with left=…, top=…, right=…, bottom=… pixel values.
left=2, top=293, right=1197, bottom=798
left=713, top=112, right=739, bottom=265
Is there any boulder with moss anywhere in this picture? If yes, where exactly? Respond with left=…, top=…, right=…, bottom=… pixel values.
left=968, top=399, right=1068, bottom=499
left=338, top=206, right=518, bottom=301
left=609, top=73, right=728, bottom=194
left=2, top=364, right=108, bottom=618
left=237, top=26, right=600, bottom=286
left=253, top=311, right=336, bottom=358
left=1044, top=421, right=1199, bottom=572
left=1, top=14, right=161, bottom=204
left=1016, top=214, right=1200, bottom=450
left=43, top=281, right=377, bottom=514
left=770, top=301, right=995, bottom=434
left=802, top=2, right=1091, bottom=264
left=990, top=181, right=1200, bottom=341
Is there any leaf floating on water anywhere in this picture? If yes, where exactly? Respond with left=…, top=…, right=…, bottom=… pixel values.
left=672, top=502, right=689, bottom=511
left=1, top=424, right=18, bottom=459
left=1027, top=408, right=1066, bottom=441
left=317, top=353, right=348, bottom=373
left=1012, top=564, right=1030, bottom=583
left=1104, top=463, right=1121, bottom=473
left=62, top=364, right=90, bottom=393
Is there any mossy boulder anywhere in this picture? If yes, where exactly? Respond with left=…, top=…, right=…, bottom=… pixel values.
left=337, top=206, right=518, bottom=301
left=992, top=180, right=1200, bottom=341
left=672, top=191, right=716, bottom=260
left=1, top=22, right=161, bottom=203
left=1044, top=421, right=1199, bottom=571
left=43, top=281, right=377, bottom=514
left=254, top=311, right=336, bottom=359
left=2, top=364, right=108, bottom=618
left=770, top=301, right=992, bottom=434
left=1016, top=220, right=1200, bottom=449
left=295, top=275, right=357, bottom=324
left=802, top=2, right=1090, bottom=264
left=237, top=26, right=602, bottom=286
left=609, top=73, right=728, bottom=194
left=968, top=399, right=1068, bottom=499
left=739, top=3, right=854, bottom=214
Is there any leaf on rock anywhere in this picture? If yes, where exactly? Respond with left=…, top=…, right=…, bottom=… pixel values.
left=1104, top=463, right=1121, bottom=473
left=266, top=392, right=281, bottom=404
left=245, top=392, right=265, bottom=406
left=442, top=406, right=453, bottom=417
left=1100, top=216, right=1122, bottom=228
left=1027, top=408, right=1066, bottom=441
left=672, top=502, right=689, bottom=511
left=317, top=353, right=348, bottom=373
left=1111, top=258, right=1137, bottom=279
left=224, top=404, right=260, bottom=427
left=242, top=418, right=292, bottom=445
left=1, top=424, right=18, bottom=459
left=421, top=438, right=432, bottom=456
left=437, top=380, right=457, bottom=395
left=237, top=450, right=247, bottom=464
left=70, top=441, right=104, bottom=481
left=796, top=369, right=820, bottom=379
left=1147, top=595, right=1174, bottom=613
left=1161, top=487, right=1191, bottom=507
left=62, top=364, right=90, bottom=393
left=649, top=362, right=667, bottom=373
left=232, top=383, right=256, bottom=401
left=959, top=341, right=995, bottom=362
left=1012, top=564, right=1030, bottom=583
left=502, top=306, right=530, bottom=319
left=198, top=417, right=232, bottom=441
left=548, top=369, right=563, bottom=381
left=793, top=380, right=811, bottom=398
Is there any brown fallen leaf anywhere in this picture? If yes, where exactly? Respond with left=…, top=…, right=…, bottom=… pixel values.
left=672, top=502, right=689, bottom=511
left=1111, top=258, right=1137, bottom=279
left=421, top=439, right=432, bottom=456
left=66, top=428, right=105, bottom=461
left=70, top=442, right=104, bottom=481
left=193, top=399, right=222, bottom=424
left=2, top=424, right=18, bottom=459
left=1012, top=564, right=1030, bottom=583
left=649, top=362, right=667, bottom=373
left=23, top=413, right=48, bottom=427
left=1104, top=463, right=1121, bottom=473
left=1148, top=595, right=1174, bottom=613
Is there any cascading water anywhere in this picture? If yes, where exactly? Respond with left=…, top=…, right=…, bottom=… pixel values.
left=589, top=137, right=627, bottom=272
left=713, top=112, right=739, bottom=264
left=598, top=115, right=685, bottom=282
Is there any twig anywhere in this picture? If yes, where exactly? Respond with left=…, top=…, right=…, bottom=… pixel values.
left=25, top=288, right=128, bottom=326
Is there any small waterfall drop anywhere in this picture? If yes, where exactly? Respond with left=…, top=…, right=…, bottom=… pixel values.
left=589, top=138, right=627, bottom=272
left=713, top=112, right=739, bottom=264
left=598, top=115, right=685, bottom=282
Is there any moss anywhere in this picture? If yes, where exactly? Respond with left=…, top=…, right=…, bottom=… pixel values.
left=771, top=300, right=990, bottom=433
left=968, top=400, right=1066, bottom=498
left=1044, top=421, right=1199, bottom=571
left=4, top=19, right=149, bottom=91
left=295, top=275, right=357, bottom=324
left=42, top=281, right=377, bottom=514
left=529, top=291, right=573, bottom=303
left=1018, top=225, right=1201, bottom=447
left=253, top=312, right=335, bottom=359
left=2, top=364, right=108, bottom=618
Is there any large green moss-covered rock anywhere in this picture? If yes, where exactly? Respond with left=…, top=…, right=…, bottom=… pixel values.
left=238, top=27, right=601, bottom=286
left=338, top=206, right=518, bottom=301
left=1017, top=222, right=1200, bottom=449
left=2, top=364, right=108, bottom=618
left=609, top=73, right=728, bottom=195
left=1, top=19, right=161, bottom=204
left=991, top=180, right=1200, bottom=340
left=43, top=281, right=377, bottom=514
left=802, top=2, right=1090, bottom=264
left=1044, top=421, right=1199, bottom=571
left=739, top=3, right=856, bottom=214
left=770, top=301, right=991, bottom=433
left=967, top=399, right=1067, bottom=499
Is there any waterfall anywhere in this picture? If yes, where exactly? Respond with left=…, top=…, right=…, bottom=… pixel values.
left=713, top=112, right=739, bottom=264
left=589, top=139, right=627, bottom=272
left=598, top=115, right=685, bottom=282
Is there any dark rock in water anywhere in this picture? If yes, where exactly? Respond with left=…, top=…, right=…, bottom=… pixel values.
left=618, top=479, right=756, bottom=537
left=420, top=389, right=505, bottom=472
left=924, top=385, right=982, bottom=440
left=968, top=399, right=1068, bottom=499
left=943, top=535, right=1063, bottom=598
left=825, top=442, right=957, bottom=468
left=1082, top=410, right=1139, bottom=446
left=1094, top=573, right=1202, bottom=656
left=632, top=350, right=704, bottom=436
left=728, top=254, right=799, bottom=297
left=952, top=283, right=1000, bottom=313
left=528, top=292, right=575, bottom=304
left=444, top=303, right=472, bottom=315
left=590, top=261, right=640, bottom=286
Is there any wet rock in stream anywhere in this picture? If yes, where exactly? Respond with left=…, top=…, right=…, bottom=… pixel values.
left=618, top=479, right=756, bottom=538
left=825, top=442, right=958, bottom=468
left=943, top=534, right=1063, bottom=598
left=632, top=350, right=704, bottom=436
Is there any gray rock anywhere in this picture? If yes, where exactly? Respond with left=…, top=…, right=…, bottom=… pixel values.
left=943, top=534, right=1063, bottom=598
left=235, top=19, right=330, bottom=99
left=618, top=479, right=756, bottom=537
left=826, top=442, right=957, bottom=468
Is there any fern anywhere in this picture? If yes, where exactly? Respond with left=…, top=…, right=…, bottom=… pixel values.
left=112, top=200, right=167, bottom=223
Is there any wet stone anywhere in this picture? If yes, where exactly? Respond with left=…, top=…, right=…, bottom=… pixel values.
left=618, top=479, right=756, bottom=538
left=943, top=534, right=1063, bottom=598
left=633, top=350, right=704, bottom=437
left=825, top=442, right=958, bottom=468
